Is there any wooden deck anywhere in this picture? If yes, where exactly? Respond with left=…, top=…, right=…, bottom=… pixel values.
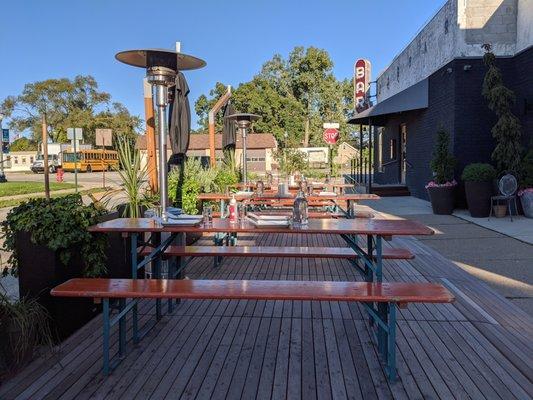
left=1, top=232, right=532, bottom=399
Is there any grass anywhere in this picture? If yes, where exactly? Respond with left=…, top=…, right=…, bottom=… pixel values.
left=0, top=181, right=78, bottom=198
left=0, top=187, right=104, bottom=209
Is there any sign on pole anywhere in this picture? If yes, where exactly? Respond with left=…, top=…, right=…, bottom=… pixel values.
left=66, top=128, right=83, bottom=141
left=323, top=123, right=340, bottom=129
left=95, top=129, right=113, bottom=147
left=2, top=129, right=9, bottom=143
left=323, top=128, right=339, bottom=145
left=354, top=59, right=372, bottom=113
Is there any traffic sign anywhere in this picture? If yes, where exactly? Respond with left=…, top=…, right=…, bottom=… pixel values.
left=323, top=128, right=339, bottom=144
left=2, top=129, right=9, bottom=143
left=96, top=129, right=113, bottom=147
left=67, top=127, right=83, bottom=140
left=2, top=143, right=9, bottom=154
left=323, top=123, right=340, bottom=129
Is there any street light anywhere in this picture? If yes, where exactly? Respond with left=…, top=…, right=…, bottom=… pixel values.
left=0, top=113, right=7, bottom=183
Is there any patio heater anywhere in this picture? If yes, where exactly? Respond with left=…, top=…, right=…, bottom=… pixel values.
left=115, top=48, right=205, bottom=213
left=224, top=113, right=260, bottom=189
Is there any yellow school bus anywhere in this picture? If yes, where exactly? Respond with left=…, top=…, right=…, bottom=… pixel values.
left=62, top=149, right=119, bottom=172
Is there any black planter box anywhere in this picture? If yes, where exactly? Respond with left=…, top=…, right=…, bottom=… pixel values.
left=465, top=181, right=494, bottom=217
left=427, top=186, right=455, bottom=215
left=15, top=231, right=100, bottom=340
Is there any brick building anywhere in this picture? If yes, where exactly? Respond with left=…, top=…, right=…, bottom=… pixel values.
left=349, top=0, right=532, bottom=200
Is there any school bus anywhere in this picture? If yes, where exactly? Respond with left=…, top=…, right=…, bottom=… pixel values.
left=62, top=149, right=119, bottom=172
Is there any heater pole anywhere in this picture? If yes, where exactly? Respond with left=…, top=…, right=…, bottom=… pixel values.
left=144, top=79, right=158, bottom=194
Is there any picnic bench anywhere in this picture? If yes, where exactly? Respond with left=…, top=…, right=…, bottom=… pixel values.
left=51, top=278, right=455, bottom=380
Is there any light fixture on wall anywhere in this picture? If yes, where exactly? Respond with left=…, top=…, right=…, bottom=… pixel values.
left=463, top=64, right=472, bottom=71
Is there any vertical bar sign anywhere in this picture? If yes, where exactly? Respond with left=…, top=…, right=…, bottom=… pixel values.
left=2, top=129, right=9, bottom=154
left=354, top=59, right=372, bottom=113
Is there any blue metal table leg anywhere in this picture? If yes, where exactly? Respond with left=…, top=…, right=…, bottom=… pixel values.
left=375, top=235, right=383, bottom=282
left=378, top=302, right=388, bottom=358
left=366, top=234, right=375, bottom=327
left=387, top=303, right=397, bottom=381
left=118, top=298, right=127, bottom=358
left=102, top=298, right=110, bottom=375
left=130, top=233, right=139, bottom=343
left=153, top=233, right=162, bottom=320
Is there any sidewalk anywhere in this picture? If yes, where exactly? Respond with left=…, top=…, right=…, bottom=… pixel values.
left=361, top=196, right=533, bottom=316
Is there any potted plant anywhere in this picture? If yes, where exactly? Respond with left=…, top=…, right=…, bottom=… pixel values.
left=518, top=146, right=533, bottom=218
left=426, top=130, right=456, bottom=215
left=0, top=293, right=52, bottom=373
left=1, top=194, right=108, bottom=339
left=461, top=163, right=496, bottom=217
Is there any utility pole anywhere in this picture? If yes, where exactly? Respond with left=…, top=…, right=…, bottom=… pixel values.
left=41, top=115, right=50, bottom=199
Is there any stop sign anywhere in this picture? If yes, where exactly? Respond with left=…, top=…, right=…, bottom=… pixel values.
left=323, top=128, right=339, bottom=144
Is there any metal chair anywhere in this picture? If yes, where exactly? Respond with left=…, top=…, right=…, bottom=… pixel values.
left=490, top=174, right=518, bottom=221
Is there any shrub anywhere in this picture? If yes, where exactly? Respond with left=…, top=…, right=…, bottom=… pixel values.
left=520, top=145, right=533, bottom=189
left=429, top=129, right=455, bottom=184
left=461, top=163, right=496, bottom=182
left=1, top=194, right=108, bottom=277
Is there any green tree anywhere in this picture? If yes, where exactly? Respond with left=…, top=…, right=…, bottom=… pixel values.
left=482, top=44, right=522, bottom=173
left=8, top=137, right=38, bottom=152
left=430, top=129, right=455, bottom=184
left=1, top=76, right=142, bottom=145
left=195, top=46, right=353, bottom=148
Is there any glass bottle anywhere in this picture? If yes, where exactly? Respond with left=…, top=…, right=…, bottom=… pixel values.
left=293, top=190, right=308, bottom=227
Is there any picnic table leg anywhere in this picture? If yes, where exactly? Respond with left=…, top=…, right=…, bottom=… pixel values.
left=118, top=298, right=127, bottom=358
left=387, top=303, right=397, bottom=381
left=102, top=298, right=110, bottom=375
left=130, top=233, right=139, bottom=343
left=375, top=235, right=383, bottom=282
left=367, top=235, right=375, bottom=327
left=152, top=232, right=162, bottom=320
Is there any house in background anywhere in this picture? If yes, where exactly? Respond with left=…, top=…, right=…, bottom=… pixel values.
left=4, top=151, right=37, bottom=172
left=349, top=0, right=533, bottom=199
left=334, top=142, right=360, bottom=165
left=137, top=133, right=278, bottom=173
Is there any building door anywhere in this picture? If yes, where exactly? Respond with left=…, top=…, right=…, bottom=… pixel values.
left=399, top=124, right=407, bottom=184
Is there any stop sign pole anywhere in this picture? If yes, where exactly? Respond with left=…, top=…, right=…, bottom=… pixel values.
left=323, top=123, right=339, bottom=179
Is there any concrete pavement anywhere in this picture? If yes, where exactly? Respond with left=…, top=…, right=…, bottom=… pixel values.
left=362, top=196, right=533, bottom=316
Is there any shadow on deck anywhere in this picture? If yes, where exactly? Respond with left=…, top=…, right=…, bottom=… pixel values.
left=1, top=232, right=532, bottom=399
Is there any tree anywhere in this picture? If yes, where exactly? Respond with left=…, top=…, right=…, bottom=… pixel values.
left=8, top=137, right=38, bottom=152
left=1, top=76, right=142, bottom=145
left=195, top=46, right=353, bottom=147
left=429, top=130, right=455, bottom=184
left=273, top=148, right=308, bottom=177
left=482, top=44, right=522, bottom=173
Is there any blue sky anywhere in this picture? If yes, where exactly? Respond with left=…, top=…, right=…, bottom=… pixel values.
left=0, top=0, right=444, bottom=131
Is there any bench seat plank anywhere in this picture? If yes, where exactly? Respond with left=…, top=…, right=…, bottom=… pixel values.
left=51, top=279, right=454, bottom=304
left=138, top=245, right=414, bottom=260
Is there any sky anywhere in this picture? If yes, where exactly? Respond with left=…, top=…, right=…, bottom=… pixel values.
left=0, top=0, right=445, bottom=131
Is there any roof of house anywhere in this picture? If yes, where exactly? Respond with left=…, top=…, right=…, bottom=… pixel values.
left=136, top=133, right=277, bottom=151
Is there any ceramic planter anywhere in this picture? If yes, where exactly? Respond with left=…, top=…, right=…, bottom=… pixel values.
left=427, top=186, right=455, bottom=215
left=520, top=191, right=533, bottom=218
left=464, top=181, right=493, bottom=217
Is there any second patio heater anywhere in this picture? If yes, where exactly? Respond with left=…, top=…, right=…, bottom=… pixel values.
left=224, top=113, right=260, bottom=189
left=115, top=48, right=206, bottom=214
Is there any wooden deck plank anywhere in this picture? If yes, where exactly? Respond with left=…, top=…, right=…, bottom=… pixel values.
left=1, top=230, right=532, bottom=400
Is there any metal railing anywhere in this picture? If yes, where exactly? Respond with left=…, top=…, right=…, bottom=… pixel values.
left=349, top=157, right=373, bottom=193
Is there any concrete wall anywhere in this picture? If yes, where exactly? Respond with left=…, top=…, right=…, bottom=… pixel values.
left=517, top=0, right=533, bottom=52
left=377, top=0, right=530, bottom=102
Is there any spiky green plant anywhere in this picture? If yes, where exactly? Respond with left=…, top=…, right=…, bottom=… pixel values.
left=114, top=136, right=151, bottom=218
left=0, top=293, right=53, bottom=371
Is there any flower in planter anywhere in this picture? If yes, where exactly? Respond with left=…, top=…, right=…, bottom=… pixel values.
left=425, top=180, right=457, bottom=189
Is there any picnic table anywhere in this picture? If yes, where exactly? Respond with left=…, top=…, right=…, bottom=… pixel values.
left=83, top=215, right=436, bottom=379
left=197, top=192, right=380, bottom=216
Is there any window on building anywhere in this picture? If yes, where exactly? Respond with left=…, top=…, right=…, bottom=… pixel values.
left=389, top=139, right=397, bottom=160
left=30, top=157, right=34, bottom=163
left=22, top=157, right=26, bottom=164
left=444, top=19, right=449, bottom=34
left=396, top=66, right=400, bottom=82
left=408, top=56, right=412, bottom=68
left=14, top=157, right=18, bottom=164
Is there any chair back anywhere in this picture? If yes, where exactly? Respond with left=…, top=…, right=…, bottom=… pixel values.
left=498, top=174, right=517, bottom=196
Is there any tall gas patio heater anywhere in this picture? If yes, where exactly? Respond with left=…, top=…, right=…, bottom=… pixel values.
left=115, top=48, right=205, bottom=213
left=224, top=113, right=260, bottom=189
